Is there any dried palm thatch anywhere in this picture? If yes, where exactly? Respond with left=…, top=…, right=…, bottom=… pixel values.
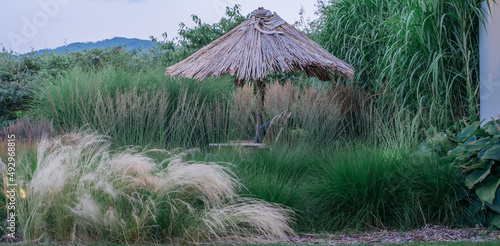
left=165, top=7, right=354, bottom=83
left=166, top=7, right=354, bottom=139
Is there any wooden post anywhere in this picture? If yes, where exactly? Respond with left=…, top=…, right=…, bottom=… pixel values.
left=255, top=79, right=265, bottom=139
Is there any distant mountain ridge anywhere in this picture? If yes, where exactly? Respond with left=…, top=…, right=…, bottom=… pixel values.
left=36, top=37, right=157, bottom=54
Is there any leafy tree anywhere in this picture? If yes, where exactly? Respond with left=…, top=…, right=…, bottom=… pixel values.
left=150, top=4, right=247, bottom=64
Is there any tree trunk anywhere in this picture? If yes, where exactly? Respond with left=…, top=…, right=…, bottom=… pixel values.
left=255, top=79, right=265, bottom=139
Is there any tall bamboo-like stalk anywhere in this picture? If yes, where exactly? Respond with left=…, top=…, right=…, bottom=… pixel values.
left=314, top=0, right=489, bottom=129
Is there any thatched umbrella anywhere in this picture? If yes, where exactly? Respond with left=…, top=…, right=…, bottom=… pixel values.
left=166, top=7, right=354, bottom=138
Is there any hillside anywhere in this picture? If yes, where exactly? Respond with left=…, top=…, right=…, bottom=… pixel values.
left=36, top=37, right=156, bottom=54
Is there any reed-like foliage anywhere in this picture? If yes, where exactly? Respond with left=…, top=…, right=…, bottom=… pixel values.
left=14, top=131, right=295, bottom=244
left=31, top=67, right=382, bottom=148
left=30, top=67, right=236, bottom=148
left=314, top=0, right=489, bottom=130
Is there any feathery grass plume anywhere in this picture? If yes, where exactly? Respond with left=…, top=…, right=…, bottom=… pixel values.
left=21, top=131, right=112, bottom=242
left=108, top=151, right=159, bottom=189
left=69, top=193, right=103, bottom=225
left=16, top=130, right=295, bottom=244
left=30, top=131, right=108, bottom=196
left=192, top=198, right=295, bottom=243
left=227, top=83, right=257, bottom=140
left=204, top=99, right=231, bottom=143
left=291, top=84, right=344, bottom=144
left=158, top=159, right=239, bottom=206
left=264, top=81, right=294, bottom=118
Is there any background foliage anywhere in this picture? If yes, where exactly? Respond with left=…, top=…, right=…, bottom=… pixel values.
left=149, top=5, right=246, bottom=66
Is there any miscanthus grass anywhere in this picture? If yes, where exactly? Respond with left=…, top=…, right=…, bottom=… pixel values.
left=314, top=0, right=489, bottom=130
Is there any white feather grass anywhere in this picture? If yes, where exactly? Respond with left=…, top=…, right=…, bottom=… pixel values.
left=197, top=198, right=295, bottom=243
left=19, top=131, right=295, bottom=244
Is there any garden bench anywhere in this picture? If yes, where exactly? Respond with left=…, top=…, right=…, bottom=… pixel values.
left=209, top=111, right=292, bottom=149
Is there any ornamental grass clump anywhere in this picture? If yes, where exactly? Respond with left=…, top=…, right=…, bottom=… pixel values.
left=16, top=131, right=295, bottom=244
left=304, top=145, right=465, bottom=231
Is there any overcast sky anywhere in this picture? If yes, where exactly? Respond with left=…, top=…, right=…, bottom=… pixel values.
left=0, top=0, right=319, bottom=54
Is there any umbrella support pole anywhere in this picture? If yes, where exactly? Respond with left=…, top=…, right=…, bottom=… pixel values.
left=255, top=79, right=265, bottom=140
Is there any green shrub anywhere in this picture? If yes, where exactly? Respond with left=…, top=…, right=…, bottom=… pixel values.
left=421, top=119, right=500, bottom=228
left=0, top=52, right=40, bottom=126
left=1, top=79, right=35, bottom=112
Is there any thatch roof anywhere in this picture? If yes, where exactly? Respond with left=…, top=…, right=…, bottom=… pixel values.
left=165, top=7, right=354, bottom=82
